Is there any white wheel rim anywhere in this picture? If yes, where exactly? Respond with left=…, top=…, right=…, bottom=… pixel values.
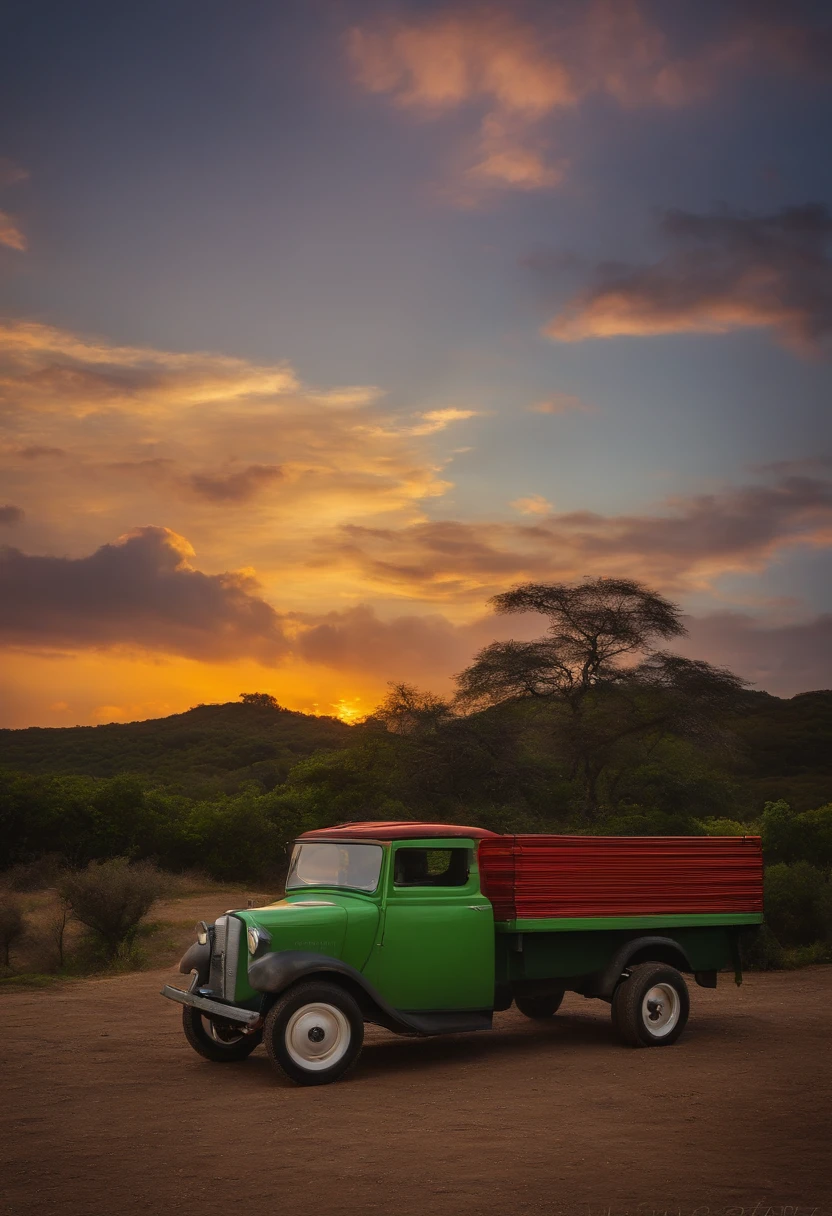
left=641, top=983, right=680, bottom=1038
left=285, top=1002, right=350, bottom=1071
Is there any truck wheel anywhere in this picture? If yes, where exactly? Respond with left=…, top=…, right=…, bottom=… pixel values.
left=515, top=991, right=565, bottom=1019
left=611, top=962, right=690, bottom=1048
left=181, top=1006, right=262, bottom=1062
left=264, top=981, right=364, bottom=1086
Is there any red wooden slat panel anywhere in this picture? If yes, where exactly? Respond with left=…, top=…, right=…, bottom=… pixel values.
left=478, top=835, right=763, bottom=920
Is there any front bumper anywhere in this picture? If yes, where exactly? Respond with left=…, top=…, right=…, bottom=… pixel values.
left=161, top=983, right=262, bottom=1028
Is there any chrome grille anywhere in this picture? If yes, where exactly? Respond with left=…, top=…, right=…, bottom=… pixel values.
left=207, top=915, right=241, bottom=1000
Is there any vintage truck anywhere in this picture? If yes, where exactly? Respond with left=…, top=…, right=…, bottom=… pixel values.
left=161, top=821, right=763, bottom=1086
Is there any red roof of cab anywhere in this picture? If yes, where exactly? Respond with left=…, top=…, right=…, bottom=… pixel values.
left=298, top=821, right=497, bottom=841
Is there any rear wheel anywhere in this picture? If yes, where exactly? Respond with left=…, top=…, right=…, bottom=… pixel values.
left=181, top=1006, right=262, bottom=1062
left=515, top=990, right=565, bottom=1019
left=264, top=981, right=364, bottom=1086
left=611, top=962, right=689, bottom=1047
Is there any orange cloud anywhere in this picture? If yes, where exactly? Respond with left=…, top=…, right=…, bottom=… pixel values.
left=316, top=473, right=832, bottom=601
left=510, top=495, right=553, bottom=516
left=347, top=2, right=823, bottom=199
left=408, top=407, right=480, bottom=435
left=187, top=463, right=283, bottom=503
left=545, top=205, right=832, bottom=354
left=0, top=320, right=485, bottom=608
left=0, top=210, right=26, bottom=252
left=0, top=320, right=299, bottom=415
left=529, top=393, right=595, bottom=415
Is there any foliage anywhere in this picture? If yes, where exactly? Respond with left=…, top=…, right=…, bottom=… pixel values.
left=0, top=853, right=66, bottom=891
left=696, top=817, right=755, bottom=836
left=730, top=691, right=832, bottom=812
left=0, top=698, right=354, bottom=796
left=0, top=896, right=25, bottom=967
left=463, top=577, right=687, bottom=703
left=762, top=861, right=832, bottom=948
left=455, top=578, right=747, bottom=819
left=369, top=682, right=455, bottom=736
left=59, top=859, right=162, bottom=959
left=238, top=692, right=283, bottom=707
left=760, top=800, right=832, bottom=868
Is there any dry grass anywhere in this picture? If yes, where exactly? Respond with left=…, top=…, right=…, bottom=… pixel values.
left=0, top=878, right=282, bottom=986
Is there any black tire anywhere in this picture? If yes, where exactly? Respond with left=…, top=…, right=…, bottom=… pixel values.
left=611, top=962, right=690, bottom=1048
left=181, top=1005, right=262, bottom=1062
left=264, top=981, right=364, bottom=1086
left=515, top=990, right=565, bottom=1019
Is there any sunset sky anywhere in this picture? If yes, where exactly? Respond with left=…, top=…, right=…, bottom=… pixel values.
left=1, top=0, right=831, bottom=728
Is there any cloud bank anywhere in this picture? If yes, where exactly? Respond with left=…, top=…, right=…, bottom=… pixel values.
left=0, top=527, right=289, bottom=661
left=317, top=473, right=832, bottom=599
left=347, top=2, right=828, bottom=200
left=547, top=205, right=832, bottom=354
left=0, top=320, right=480, bottom=599
left=1, top=320, right=830, bottom=710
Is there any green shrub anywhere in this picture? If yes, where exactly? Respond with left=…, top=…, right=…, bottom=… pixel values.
left=797, top=803, right=832, bottom=869
left=741, top=923, right=784, bottom=970
left=590, top=806, right=704, bottom=836
left=780, top=941, right=832, bottom=968
left=761, top=800, right=808, bottom=864
left=763, top=861, right=832, bottom=947
left=60, top=859, right=162, bottom=959
left=696, top=817, right=756, bottom=837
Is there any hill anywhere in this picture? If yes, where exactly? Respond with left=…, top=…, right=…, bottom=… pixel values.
left=0, top=699, right=357, bottom=795
left=0, top=689, right=829, bottom=812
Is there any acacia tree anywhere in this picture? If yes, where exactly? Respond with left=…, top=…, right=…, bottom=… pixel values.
left=454, top=578, right=746, bottom=819
left=368, top=682, right=456, bottom=737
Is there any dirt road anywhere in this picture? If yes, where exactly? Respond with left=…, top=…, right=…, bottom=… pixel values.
left=2, top=966, right=830, bottom=1216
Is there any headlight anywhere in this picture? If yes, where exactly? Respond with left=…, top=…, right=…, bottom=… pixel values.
left=196, top=921, right=209, bottom=945
left=247, top=925, right=272, bottom=955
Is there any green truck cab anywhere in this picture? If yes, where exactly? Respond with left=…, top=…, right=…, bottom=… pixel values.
left=161, top=821, right=762, bottom=1086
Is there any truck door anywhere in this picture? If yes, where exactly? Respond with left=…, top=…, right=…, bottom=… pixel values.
left=365, top=839, right=494, bottom=1012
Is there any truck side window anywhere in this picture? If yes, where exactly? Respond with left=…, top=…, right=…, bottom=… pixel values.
left=393, top=847, right=471, bottom=888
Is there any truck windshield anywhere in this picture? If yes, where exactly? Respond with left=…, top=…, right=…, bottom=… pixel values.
left=286, top=842, right=383, bottom=893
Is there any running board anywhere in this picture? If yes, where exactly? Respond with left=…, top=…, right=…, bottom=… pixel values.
left=399, top=1010, right=493, bottom=1035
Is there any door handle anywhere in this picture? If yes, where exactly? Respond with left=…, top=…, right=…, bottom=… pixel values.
left=468, top=904, right=491, bottom=911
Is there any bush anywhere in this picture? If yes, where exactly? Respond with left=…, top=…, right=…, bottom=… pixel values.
left=760, top=800, right=808, bottom=865
left=795, top=803, right=832, bottom=870
left=0, top=896, right=25, bottom=966
left=0, top=854, right=66, bottom=892
left=741, top=923, right=785, bottom=970
left=60, top=859, right=162, bottom=959
left=590, top=806, right=704, bottom=836
left=696, top=817, right=757, bottom=837
left=764, top=861, right=832, bottom=948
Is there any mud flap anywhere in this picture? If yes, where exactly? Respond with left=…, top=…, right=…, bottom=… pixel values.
left=729, top=929, right=743, bottom=986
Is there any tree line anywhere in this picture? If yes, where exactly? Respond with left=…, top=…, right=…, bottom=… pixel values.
left=1, top=577, right=831, bottom=967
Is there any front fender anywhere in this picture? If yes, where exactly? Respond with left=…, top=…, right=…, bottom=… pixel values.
left=179, top=940, right=211, bottom=984
left=248, top=949, right=366, bottom=996
left=247, top=950, right=492, bottom=1037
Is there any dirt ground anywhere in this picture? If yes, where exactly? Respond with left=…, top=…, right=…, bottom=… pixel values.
left=1, top=964, right=830, bottom=1216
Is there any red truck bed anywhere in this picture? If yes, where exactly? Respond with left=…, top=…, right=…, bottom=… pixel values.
left=478, top=834, right=764, bottom=921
